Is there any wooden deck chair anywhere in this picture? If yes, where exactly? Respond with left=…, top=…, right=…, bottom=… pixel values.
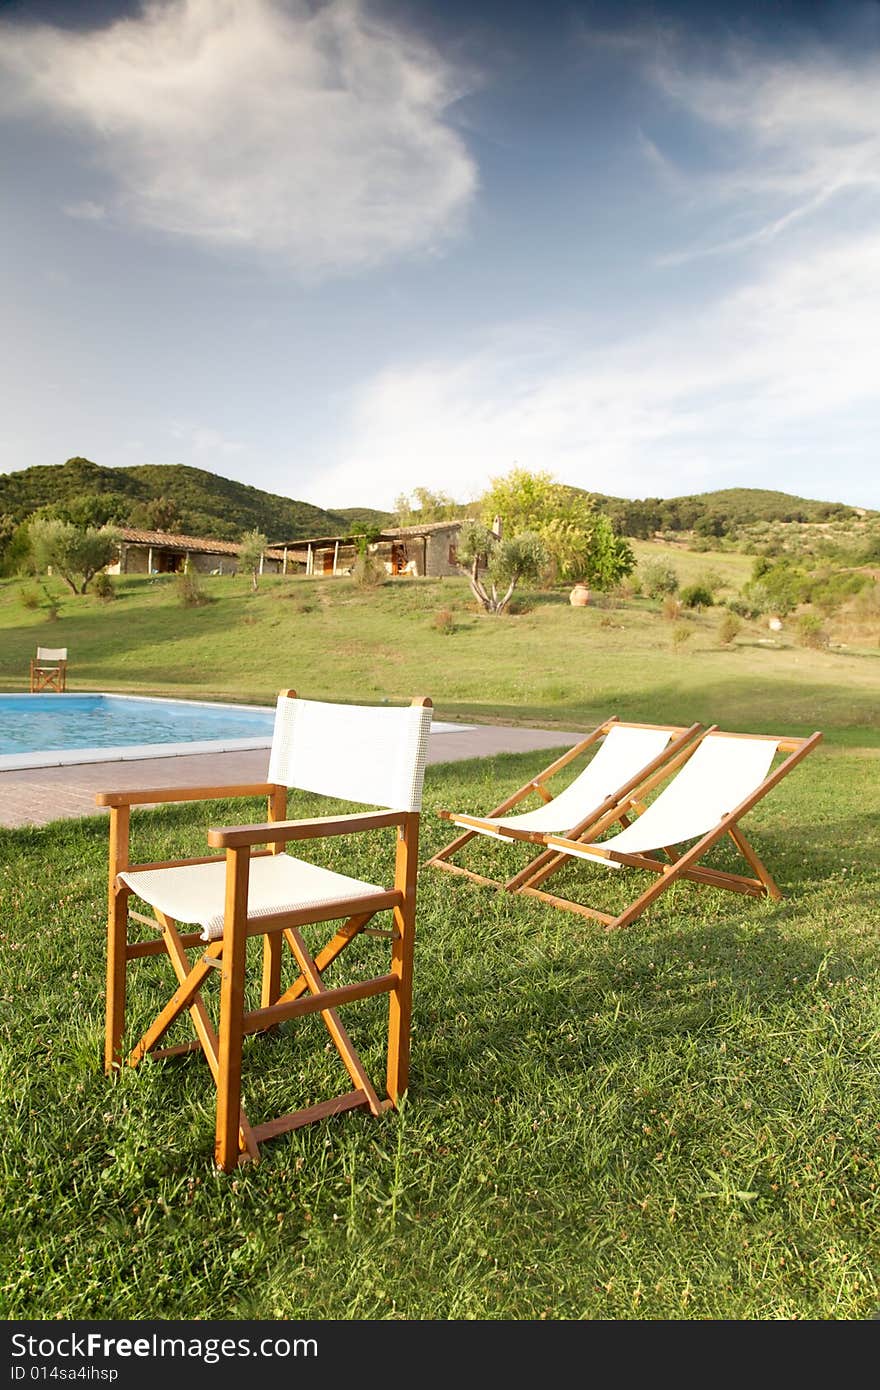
left=425, top=718, right=701, bottom=891
left=97, top=689, right=433, bottom=1172
left=30, top=646, right=67, bottom=692
left=515, top=727, right=822, bottom=930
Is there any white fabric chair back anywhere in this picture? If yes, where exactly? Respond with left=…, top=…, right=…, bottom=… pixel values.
left=36, top=647, right=67, bottom=661
left=268, top=695, right=433, bottom=811
left=495, top=723, right=673, bottom=832
left=604, top=734, right=779, bottom=855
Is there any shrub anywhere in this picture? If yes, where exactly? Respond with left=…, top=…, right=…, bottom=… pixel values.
left=671, top=622, right=692, bottom=651
left=796, top=613, right=829, bottom=649
left=18, top=585, right=40, bottom=610
left=680, top=583, right=714, bottom=610
left=726, top=596, right=753, bottom=618
left=640, top=559, right=679, bottom=598
left=433, top=607, right=456, bottom=635
left=661, top=594, right=681, bottom=621
left=176, top=572, right=211, bottom=607
left=718, top=612, right=742, bottom=646
left=352, top=551, right=384, bottom=588
left=92, top=571, right=115, bottom=602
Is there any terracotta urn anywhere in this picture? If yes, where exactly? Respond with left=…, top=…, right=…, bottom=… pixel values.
left=569, top=583, right=591, bottom=607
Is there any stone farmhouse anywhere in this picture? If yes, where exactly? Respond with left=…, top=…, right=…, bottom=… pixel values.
left=106, top=526, right=288, bottom=576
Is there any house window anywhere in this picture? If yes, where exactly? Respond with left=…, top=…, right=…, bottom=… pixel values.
left=448, top=544, right=457, bottom=566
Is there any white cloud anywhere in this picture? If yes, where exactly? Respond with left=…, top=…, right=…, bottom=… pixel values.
left=641, top=36, right=880, bottom=261
left=0, top=0, right=477, bottom=276
left=62, top=200, right=107, bottom=221
left=308, top=33, right=880, bottom=510
left=315, top=223, right=880, bottom=509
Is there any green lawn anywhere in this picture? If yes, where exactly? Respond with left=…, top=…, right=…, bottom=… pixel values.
left=1, top=565, right=879, bottom=1320
left=1, top=569, right=878, bottom=742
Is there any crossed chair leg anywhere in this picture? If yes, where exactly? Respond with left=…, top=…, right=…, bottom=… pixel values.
left=106, top=890, right=414, bottom=1171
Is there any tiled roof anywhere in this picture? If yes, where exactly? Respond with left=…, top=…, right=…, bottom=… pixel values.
left=271, top=519, right=463, bottom=547
left=116, top=527, right=286, bottom=559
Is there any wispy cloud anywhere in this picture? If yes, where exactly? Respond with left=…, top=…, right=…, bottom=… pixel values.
left=62, top=199, right=107, bottom=222
left=0, top=0, right=478, bottom=277
left=316, top=219, right=880, bottom=509
left=640, top=34, right=880, bottom=263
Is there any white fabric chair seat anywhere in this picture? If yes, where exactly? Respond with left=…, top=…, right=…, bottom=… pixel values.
left=553, top=734, right=780, bottom=865
left=452, top=724, right=673, bottom=838
left=120, top=853, right=387, bottom=942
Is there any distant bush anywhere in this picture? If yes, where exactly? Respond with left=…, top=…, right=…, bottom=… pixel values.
left=671, top=622, right=692, bottom=651
left=661, top=594, right=681, bottom=621
left=176, top=572, right=211, bottom=607
left=640, top=560, right=679, bottom=598
left=433, top=607, right=456, bottom=635
left=718, top=612, right=742, bottom=646
left=726, top=596, right=753, bottom=618
left=352, top=551, right=384, bottom=588
left=92, top=571, right=115, bottom=602
left=18, top=585, right=40, bottom=610
left=680, top=583, right=714, bottom=610
left=796, top=613, right=829, bottom=649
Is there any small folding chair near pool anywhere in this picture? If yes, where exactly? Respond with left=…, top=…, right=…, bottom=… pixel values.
left=425, top=717, right=701, bottom=891
left=513, top=727, right=822, bottom=930
left=29, top=646, right=67, bottom=692
left=97, top=690, right=433, bottom=1172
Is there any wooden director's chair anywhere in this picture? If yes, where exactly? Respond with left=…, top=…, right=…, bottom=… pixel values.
left=97, top=690, right=433, bottom=1172
left=30, top=646, right=68, bottom=692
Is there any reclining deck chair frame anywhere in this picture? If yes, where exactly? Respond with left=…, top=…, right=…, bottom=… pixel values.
left=98, top=689, right=432, bottom=1172
left=514, top=727, right=823, bottom=930
left=30, top=646, right=67, bottom=692
left=425, top=717, right=701, bottom=891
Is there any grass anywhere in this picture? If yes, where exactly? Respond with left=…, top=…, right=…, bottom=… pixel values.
left=1, top=553, right=879, bottom=1319
left=1, top=740, right=879, bottom=1321
left=1, top=568, right=879, bottom=745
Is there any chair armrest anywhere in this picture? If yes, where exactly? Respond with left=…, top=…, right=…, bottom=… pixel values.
left=96, top=782, right=279, bottom=808
left=208, top=809, right=410, bottom=849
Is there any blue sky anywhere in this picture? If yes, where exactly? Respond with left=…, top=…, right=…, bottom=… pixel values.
left=2, top=0, right=879, bottom=512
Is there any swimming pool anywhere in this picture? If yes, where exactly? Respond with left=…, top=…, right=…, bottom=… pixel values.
left=0, top=693, right=471, bottom=772
left=0, top=693, right=276, bottom=771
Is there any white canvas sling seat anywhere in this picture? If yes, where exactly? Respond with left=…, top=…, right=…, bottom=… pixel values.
left=519, top=727, right=823, bottom=931
left=118, top=854, right=391, bottom=942
left=98, top=689, right=434, bottom=1173
left=543, top=734, right=781, bottom=867
left=426, top=716, right=702, bottom=896
left=446, top=723, right=676, bottom=840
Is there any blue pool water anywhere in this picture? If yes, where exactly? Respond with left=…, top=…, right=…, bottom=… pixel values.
left=0, top=693, right=276, bottom=768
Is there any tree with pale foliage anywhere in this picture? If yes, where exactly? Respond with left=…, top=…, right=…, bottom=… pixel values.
left=479, top=467, right=634, bottom=587
left=456, top=520, right=547, bottom=614
left=238, top=529, right=268, bottom=591
left=28, top=518, right=119, bottom=595
left=393, top=486, right=462, bottom=525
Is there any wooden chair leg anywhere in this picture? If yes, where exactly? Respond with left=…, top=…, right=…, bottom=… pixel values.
left=104, top=806, right=130, bottom=1073
left=387, top=814, right=418, bottom=1104
left=261, top=933, right=283, bottom=1007
left=215, top=847, right=250, bottom=1172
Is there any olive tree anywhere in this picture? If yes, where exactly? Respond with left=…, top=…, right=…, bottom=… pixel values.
left=28, top=518, right=119, bottom=595
left=479, top=467, right=634, bottom=588
left=457, top=520, right=547, bottom=614
left=238, top=528, right=268, bottom=591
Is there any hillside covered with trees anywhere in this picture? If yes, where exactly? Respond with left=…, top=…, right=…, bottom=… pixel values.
left=0, top=457, right=393, bottom=554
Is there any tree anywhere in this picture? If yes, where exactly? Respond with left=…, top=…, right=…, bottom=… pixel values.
left=393, top=487, right=461, bottom=525
left=456, top=520, right=547, bottom=614
left=129, top=495, right=181, bottom=533
left=28, top=518, right=119, bottom=594
left=237, top=528, right=268, bottom=591
left=478, top=467, right=634, bottom=587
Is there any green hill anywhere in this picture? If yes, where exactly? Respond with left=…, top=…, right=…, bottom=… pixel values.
left=0, top=457, right=378, bottom=544
left=0, top=460, right=869, bottom=560
left=590, top=486, right=867, bottom=539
